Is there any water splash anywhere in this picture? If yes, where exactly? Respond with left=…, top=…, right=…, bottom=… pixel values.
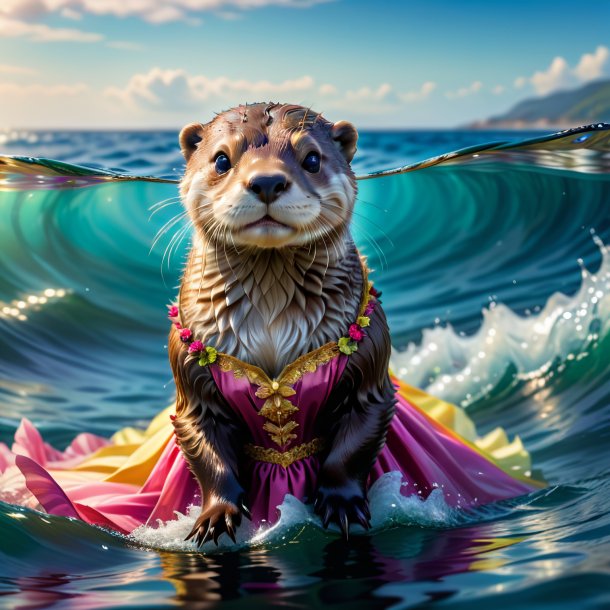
left=391, top=234, right=610, bottom=406
left=129, top=473, right=460, bottom=553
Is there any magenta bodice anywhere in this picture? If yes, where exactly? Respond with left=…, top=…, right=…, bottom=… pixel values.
left=210, top=354, right=349, bottom=523
left=210, top=355, right=348, bottom=448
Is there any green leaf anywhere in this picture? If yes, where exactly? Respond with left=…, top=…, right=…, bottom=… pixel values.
left=338, top=337, right=358, bottom=355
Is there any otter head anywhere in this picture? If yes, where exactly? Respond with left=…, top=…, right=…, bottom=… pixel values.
left=178, top=103, right=358, bottom=249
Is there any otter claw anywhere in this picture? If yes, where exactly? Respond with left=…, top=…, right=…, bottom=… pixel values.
left=354, top=506, right=371, bottom=530
left=338, top=510, right=350, bottom=539
left=226, top=524, right=236, bottom=543
left=239, top=500, right=252, bottom=520
left=314, top=485, right=371, bottom=537
left=185, top=501, right=243, bottom=547
left=322, top=505, right=333, bottom=529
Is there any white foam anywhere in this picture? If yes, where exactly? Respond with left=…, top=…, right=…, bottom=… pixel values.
left=128, top=472, right=458, bottom=553
left=391, top=235, right=610, bottom=406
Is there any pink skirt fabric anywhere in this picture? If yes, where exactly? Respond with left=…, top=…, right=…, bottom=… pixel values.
left=0, top=391, right=537, bottom=533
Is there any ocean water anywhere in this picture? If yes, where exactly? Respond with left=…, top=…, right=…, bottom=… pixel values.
left=1, top=125, right=610, bottom=609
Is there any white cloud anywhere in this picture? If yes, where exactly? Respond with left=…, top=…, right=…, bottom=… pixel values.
left=574, top=45, right=609, bottom=81
left=0, top=80, right=115, bottom=128
left=60, top=7, right=82, bottom=20
left=345, top=83, right=392, bottom=102
left=0, top=63, right=37, bottom=75
left=514, top=45, right=609, bottom=96
left=1, top=0, right=333, bottom=24
left=0, top=82, right=89, bottom=96
left=319, top=83, right=337, bottom=96
left=530, top=56, right=571, bottom=95
left=106, top=40, right=143, bottom=50
left=445, top=80, right=482, bottom=99
left=105, top=67, right=316, bottom=111
left=400, top=81, right=436, bottom=102
left=0, top=15, right=102, bottom=42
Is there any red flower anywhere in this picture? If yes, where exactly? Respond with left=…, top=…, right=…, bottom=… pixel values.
left=370, top=286, right=380, bottom=298
left=188, top=340, right=204, bottom=353
left=168, top=305, right=179, bottom=319
left=179, top=328, right=192, bottom=342
left=348, top=324, right=365, bottom=341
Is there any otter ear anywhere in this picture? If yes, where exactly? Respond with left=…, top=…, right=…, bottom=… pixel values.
left=179, top=122, right=204, bottom=161
left=331, top=120, right=358, bottom=163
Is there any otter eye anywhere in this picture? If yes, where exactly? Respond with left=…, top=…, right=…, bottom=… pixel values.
left=302, top=151, right=320, bottom=173
left=214, top=153, right=231, bottom=175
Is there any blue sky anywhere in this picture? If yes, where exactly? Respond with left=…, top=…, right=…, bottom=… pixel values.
left=1, top=0, right=609, bottom=128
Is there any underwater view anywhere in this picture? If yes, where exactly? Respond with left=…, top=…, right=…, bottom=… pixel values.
left=1, top=125, right=610, bottom=609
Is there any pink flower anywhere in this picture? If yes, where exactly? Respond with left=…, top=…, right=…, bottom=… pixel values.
left=168, top=305, right=179, bottom=319
left=364, top=302, right=375, bottom=316
left=179, top=328, right=192, bottom=342
left=188, top=340, right=204, bottom=353
left=349, top=324, right=365, bottom=341
left=174, top=322, right=182, bottom=329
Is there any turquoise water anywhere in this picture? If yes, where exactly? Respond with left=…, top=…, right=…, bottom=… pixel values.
left=0, top=125, right=609, bottom=608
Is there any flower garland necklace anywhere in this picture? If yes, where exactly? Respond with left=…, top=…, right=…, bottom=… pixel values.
left=168, top=283, right=380, bottom=366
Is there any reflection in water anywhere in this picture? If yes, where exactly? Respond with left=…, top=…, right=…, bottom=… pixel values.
left=158, top=525, right=523, bottom=608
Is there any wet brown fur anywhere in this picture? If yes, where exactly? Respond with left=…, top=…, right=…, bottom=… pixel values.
left=168, top=103, right=396, bottom=544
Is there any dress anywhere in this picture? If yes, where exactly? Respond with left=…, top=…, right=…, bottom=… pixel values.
left=0, top=273, right=542, bottom=535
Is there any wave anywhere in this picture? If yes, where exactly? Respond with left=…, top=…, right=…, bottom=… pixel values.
left=391, top=235, right=610, bottom=406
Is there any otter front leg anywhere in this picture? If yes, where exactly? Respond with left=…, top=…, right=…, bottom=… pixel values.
left=314, top=377, right=395, bottom=537
left=314, top=306, right=396, bottom=538
left=169, top=332, right=249, bottom=546
left=174, top=397, right=249, bottom=545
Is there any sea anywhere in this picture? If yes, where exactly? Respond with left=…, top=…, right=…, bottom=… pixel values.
left=0, top=125, right=609, bottom=609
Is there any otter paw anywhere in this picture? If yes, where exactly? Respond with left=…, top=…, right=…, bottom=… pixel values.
left=313, top=484, right=371, bottom=538
left=185, top=500, right=245, bottom=547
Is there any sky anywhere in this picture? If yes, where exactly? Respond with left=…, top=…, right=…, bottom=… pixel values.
left=0, top=0, right=609, bottom=129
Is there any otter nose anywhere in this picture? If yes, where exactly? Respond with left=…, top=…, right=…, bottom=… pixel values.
left=248, top=174, right=288, bottom=204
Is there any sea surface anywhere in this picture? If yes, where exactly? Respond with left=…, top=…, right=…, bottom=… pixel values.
left=0, top=125, right=609, bottom=609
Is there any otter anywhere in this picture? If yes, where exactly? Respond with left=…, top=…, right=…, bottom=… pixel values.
left=169, top=103, right=396, bottom=545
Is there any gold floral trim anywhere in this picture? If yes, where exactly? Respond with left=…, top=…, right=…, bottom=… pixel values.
left=216, top=345, right=340, bottom=447
left=193, top=255, right=374, bottom=449
left=358, top=256, right=372, bottom=317
left=244, top=438, right=326, bottom=468
left=216, top=342, right=340, bottom=389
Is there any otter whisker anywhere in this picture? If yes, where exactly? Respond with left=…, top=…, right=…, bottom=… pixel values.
left=163, top=218, right=192, bottom=272
left=168, top=220, right=194, bottom=269
left=159, top=218, right=191, bottom=288
left=353, top=195, right=387, bottom=213
left=148, top=195, right=182, bottom=215
left=323, top=199, right=395, bottom=251
left=150, top=209, right=190, bottom=254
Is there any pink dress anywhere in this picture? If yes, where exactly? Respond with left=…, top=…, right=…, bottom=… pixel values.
left=0, top=281, right=541, bottom=534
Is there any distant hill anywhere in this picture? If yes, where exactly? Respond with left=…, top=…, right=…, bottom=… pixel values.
left=469, top=79, right=610, bottom=129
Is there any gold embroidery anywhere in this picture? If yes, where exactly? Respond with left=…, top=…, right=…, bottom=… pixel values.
left=215, top=343, right=341, bottom=448
left=198, top=256, right=374, bottom=449
left=279, top=342, right=340, bottom=386
left=244, top=438, right=326, bottom=468
left=358, top=255, right=372, bottom=317
left=216, top=354, right=269, bottom=385
left=262, top=420, right=299, bottom=447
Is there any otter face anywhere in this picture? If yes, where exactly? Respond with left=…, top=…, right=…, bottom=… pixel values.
left=179, top=103, right=358, bottom=249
